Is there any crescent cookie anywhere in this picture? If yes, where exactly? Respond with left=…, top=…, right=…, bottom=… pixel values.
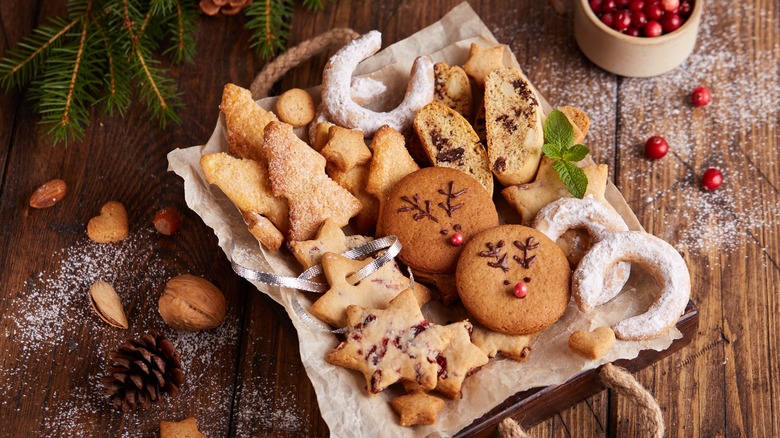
left=456, top=225, right=571, bottom=335
left=573, top=231, right=690, bottom=340
left=533, top=197, right=631, bottom=305
left=321, top=31, right=434, bottom=136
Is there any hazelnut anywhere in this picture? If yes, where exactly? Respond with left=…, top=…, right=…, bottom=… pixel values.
left=159, top=275, right=226, bottom=331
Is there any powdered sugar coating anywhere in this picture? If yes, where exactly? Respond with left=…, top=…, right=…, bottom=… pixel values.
left=350, top=76, right=388, bottom=106
left=533, top=197, right=631, bottom=304
left=321, top=31, right=434, bottom=136
left=573, top=231, right=691, bottom=340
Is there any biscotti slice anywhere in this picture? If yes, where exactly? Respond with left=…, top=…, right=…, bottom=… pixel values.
left=484, top=68, right=544, bottom=186
left=413, top=102, right=493, bottom=196
left=433, top=62, right=472, bottom=119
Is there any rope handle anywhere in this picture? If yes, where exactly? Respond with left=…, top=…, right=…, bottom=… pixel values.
left=499, top=363, right=664, bottom=437
left=250, top=28, right=360, bottom=99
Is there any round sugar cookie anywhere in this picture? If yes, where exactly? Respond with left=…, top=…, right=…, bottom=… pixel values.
left=380, top=167, right=498, bottom=275
left=456, top=225, right=571, bottom=335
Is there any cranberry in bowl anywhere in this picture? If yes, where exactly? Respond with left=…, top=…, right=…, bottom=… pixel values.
left=574, top=0, right=704, bottom=77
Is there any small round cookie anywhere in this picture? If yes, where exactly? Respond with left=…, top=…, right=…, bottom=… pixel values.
left=456, top=225, right=571, bottom=335
left=380, top=167, right=498, bottom=275
left=275, top=88, right=315, bottom=127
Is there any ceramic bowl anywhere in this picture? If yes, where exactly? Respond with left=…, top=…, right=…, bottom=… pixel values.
left=573, top=0, right=704, bottom=77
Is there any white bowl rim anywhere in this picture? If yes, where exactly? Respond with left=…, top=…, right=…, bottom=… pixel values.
left=578, top=0, right=704, bottom=45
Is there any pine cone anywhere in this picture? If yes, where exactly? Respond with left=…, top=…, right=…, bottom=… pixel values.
left=199, top=0, right=253, bottom=16
left=102, top=331, right=185, bottom=412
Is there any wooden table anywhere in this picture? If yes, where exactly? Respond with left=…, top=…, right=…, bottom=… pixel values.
left=1, top=0, right=777, bottom=436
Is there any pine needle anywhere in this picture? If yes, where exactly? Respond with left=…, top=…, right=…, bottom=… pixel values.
left=302, top=0, right=326, bottom=11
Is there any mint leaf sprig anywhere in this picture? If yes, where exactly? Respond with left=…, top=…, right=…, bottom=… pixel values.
left=542, top=109, right=590, bottom=198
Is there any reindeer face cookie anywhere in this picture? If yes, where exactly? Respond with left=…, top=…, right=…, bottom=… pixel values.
left=380, top=167, right=499, bottom=276
left=456, top=225, right=571, bottom=335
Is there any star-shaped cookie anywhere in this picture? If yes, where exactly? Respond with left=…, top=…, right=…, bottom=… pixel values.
left=321, top=125, right=372, bottom=172
left=326, top=289, right=453, bottom=394
left=261, top=121, right=362, bottom=241
left=391, top=391, right=446, bottom=427
left=471, top=322, right=533, bottom=361
left=310, top=252, right=432, bottom=328
left=462, top=43, right=506, bottom=88
left=405, top=320, right=489, bottom=398
left=289, top=218, right=370, bottom=270
left=502, top=156, right=609, bottom=225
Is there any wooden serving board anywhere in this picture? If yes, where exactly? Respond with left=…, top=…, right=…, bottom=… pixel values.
left=457, top=302, right=698, bottom=437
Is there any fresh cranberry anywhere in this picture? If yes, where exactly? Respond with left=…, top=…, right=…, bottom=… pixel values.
left=644, top=20, right=663, bottom=37
left=600, top=12, right=615, bottom=27
left=589, top=0, right=602, bottom=12
left=513, top=282, right=529, bottom=299
left=661, top=13, right=682, bottom=32
left=614, top=10, right=632, bottom=30
left=629, top=0, right=645, bottom=11
left=691, top=86, right=711, bottom=106
left=701, top=168, right=723, bottom=190
left=632, top=10, right=648, bottom=27
left=625, top=26, right=641, bottom=36
left=678, top=0, right=693, bottom=16
left=617, top=0, right=631, bottom=7
left=645, top=3, right=664, bottom=20
left=449, top=232, right=465, bottom=246
left=602, top=0, right=617, bottom=12
left=645, top=136, right=669, bottom=159
left=661, top=0, right=680, bottom=12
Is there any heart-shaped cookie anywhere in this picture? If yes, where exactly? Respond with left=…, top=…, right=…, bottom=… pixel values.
left=568, top=326, right=616, bottom=360
left=87, top=201, right=129, bottom=243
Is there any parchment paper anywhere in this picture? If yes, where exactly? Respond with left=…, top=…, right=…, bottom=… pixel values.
left=168, top=3, right=682, bottom=436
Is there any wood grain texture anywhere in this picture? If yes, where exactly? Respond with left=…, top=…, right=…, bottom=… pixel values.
left=0, top=0, right=777, bottom=436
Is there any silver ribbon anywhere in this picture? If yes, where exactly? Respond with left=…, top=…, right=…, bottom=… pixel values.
left=231, top=235, right=404, bottom=334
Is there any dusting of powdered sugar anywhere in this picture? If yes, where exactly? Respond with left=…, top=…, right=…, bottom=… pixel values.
left=233, top=372, right=310, bottom=436
left=495, top=0, right=779, bottom=262
left=0, top=227, right=305, bottom=436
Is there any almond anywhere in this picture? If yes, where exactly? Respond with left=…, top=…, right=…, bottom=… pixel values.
left=29, top=179, right=67, bottom=209
left=89, top=281, right=129, bottom=329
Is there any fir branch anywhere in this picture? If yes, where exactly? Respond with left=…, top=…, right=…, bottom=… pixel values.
left=119, top=0, right=181, bottom=126
left=30, top=13, right=103, bottom=144
left=162, top=0, right=197, bottom=64
left=0, top=17, right=79, bottom=90
left=245, top=0, right=294, bottom=59
left=62, top=1, right=93, bottom=131
left=94, top=15, right=131, bottom=115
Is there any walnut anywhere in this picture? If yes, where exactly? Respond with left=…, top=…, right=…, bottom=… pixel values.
left=159, top=275, right=226, bottom=331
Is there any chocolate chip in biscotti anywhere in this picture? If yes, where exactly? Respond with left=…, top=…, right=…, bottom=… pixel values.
left=413, top=102, right=494, bottom=196
left=484, top=68, right=545, bottom=186
left=380, top=167, right=498, bottom=276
